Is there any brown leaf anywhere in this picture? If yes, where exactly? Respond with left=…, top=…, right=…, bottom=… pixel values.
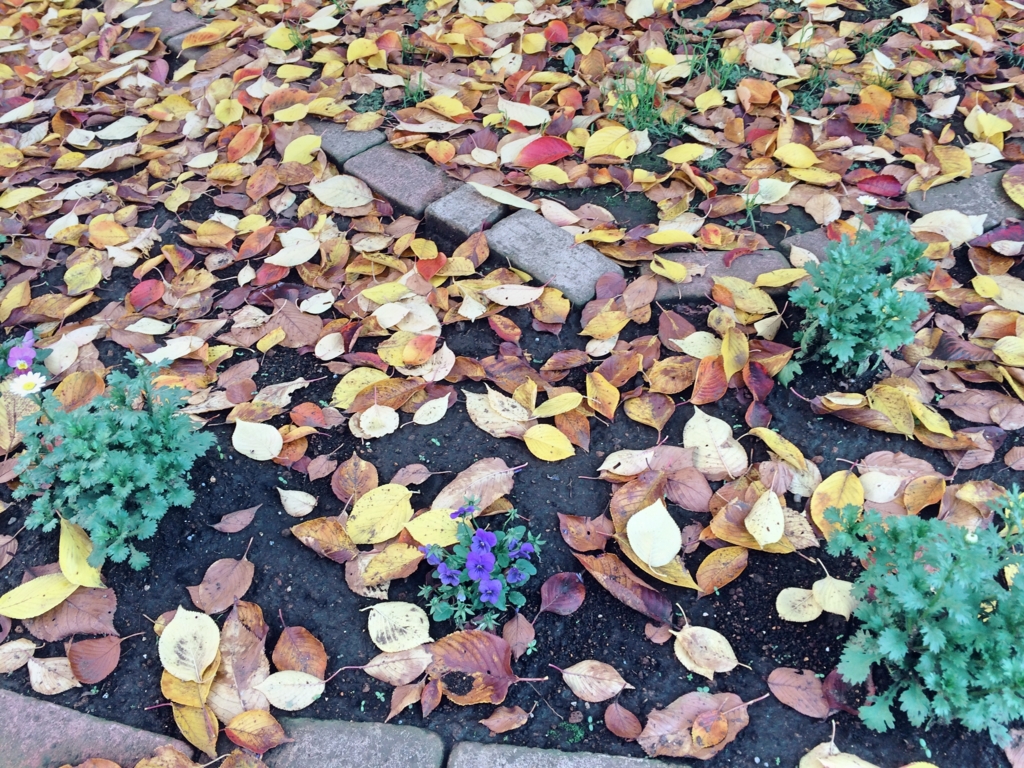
left=222, top=749, right=268, bottom=768
left=639, top=691, right=748, bottom=759
left=272, top=619, right=327, bottom=680
left=695, top=546, right=748, bottom=597
left=557, top=513, right=614, bottom=552
left=22, top=565, right=116, bottom=642
left=1006, top=446, right=1024, bottom=470
left=502, top=613, right=535, bottom=661
left=767, top=667, right=830, bottom=718
left=386, top=681, right=425, bottom=722
left=187, top=546, right=255, bottom=614
left=290, top=517, right=358, bottom=564
left=53, top=370, right=105, bottom=412
left=390, top=463, right=438, bottom=486
left=211, top=505, right=261, bottom=534
left=822, top=669, right=858, bottom=715
left=331, top=452, right=378, bottom=504
left=207, top=601, right=271, bottom=724
left=605, top=701, right=643, bottom=741
left=622, top=391, right=675, bottom=433
left=690, top=356, right=729, bottom=405
left=225, top=710, right=293, bottom=754
left=479, top=705, right=530, bottom=735
left=360, top=646, right=433, bottom=686
left=426, top=630, right=518, bottom=706
left=28, top=656, right=81, bottom=695
left=665, top=468, right=713, bottom=513
left=0, top=531, right=17, bottom=572
left=68, top=635, right=127, bottom=684
left=537, top=572, right=585, bottom=619
left=573, top=552, right=674, bottom=624
left=306, top=455, right=338, bottom=481
left=644, top=623, right=673, bottom=645
left=555, top=659, right=633, bottom=702
left=431, top=457, right=517, bottom=512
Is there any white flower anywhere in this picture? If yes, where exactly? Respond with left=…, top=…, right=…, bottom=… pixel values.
left=857, top=195, right=879, bottom=207
left=11, top=371, right=45, bottom=397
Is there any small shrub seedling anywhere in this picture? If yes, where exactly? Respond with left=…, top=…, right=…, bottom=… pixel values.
left=825, top=489, right=1024, bottom=746
left=16, top=356, right=215, bottom=570
left=418, top=502, right=544, bottom=629
left=782, top=213, right=929, bottom=382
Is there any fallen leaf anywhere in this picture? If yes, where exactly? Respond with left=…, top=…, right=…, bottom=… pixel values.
left=367, top=602, right=432, bottom=652
left=211, top=506, right=261, bottom=533
left=479, top=705, right=530, bottom=734
left=767, top=667, right=830, bottom=718
left=537, top=573, right=586, bottom=618
left=554, top=659, right=633, bottom=702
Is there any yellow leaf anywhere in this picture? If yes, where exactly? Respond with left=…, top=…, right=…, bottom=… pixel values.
left=650, top=256, right=689, bottom=282
left=659, top=143, right=706, bottom=165
left=173, top=703, right=219, bottom=759
left=282, top=134, right=322, bottom=164
left=532, top=392, right=583, bottom=419
left=404, top=507, right=462, bottom=547
left=694, top=89, right=724, bottom=113
left=331, top=368, right=390, bottom=409
left=644, top=46, right=676, bottom=67
left=214, top=99, right=243, bottom=125
left=745, top=490, right=785, bottom=547
left=0, top=280, right=31, bottom=323
left=256, top=326, right=287, bottom=353
left=522, top=32, right=548, bottom=54
left=361, top=281, right=412, bottom=305
left=348, top=39, right=379, bottom=63
left=788, top=167, right=841, bottom=186
left=0, top=186, right=44, bottom=210
left=626, top=500, right=682, bottom=567
left=265, top=25, right=298, bottom=50
left=907, top=398, right=954, bottom=437
left=574, top=31, right=599, bottom=55
left=277, top=64, right=315, bottom=83
left=580, top=310, right=630, bottom=340
left=773, top=142, right=819, bottom=168
left=995, top=336, right=1024, bottom=366
left=274, top=103, right=309, bottom=122
left=59, top=518, right=104, bottom=588
left=347, top=484, right=415, bottom=544
left=755, top=268, right=808, bottom=288
left=164, top=184, right=191, bottom=213
left=867, top=385, right=915, bottom=437
left=0, top=572, right=78, bottom=620
left=529, top=164, right=570, bottom=184
left=418, top=94, right=467, bottom=117
left=484, top=2, right=515, bottom=21
left=646, top=230, right=697, bottom=246
left=584, top=126, right=636, bottom=161
left=181, top=19, right=240, bottom=49
left=721, top=327, right=749, bottom=381
left=810, top=471, right=863, bottom=539
left=524, top=424, right=575, bottom=461
left=747, top=427, right=807, bottom=470
left=586, top=371, right=620, bottom=419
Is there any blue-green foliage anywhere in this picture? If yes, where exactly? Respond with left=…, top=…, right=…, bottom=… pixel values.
left=783, top=214, right=929, bottom=381
left=825, top=490, right=1024, bottom=745
left=16, top=356, right=215, bottom=570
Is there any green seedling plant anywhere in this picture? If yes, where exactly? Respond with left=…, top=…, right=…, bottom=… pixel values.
left=781, top=213, right=928, bottom=382
left=824, top=488, right=1024, bottom=746
left=417, top=501, right=543, bottom=629
left=16, top=356, right=215, bottom=570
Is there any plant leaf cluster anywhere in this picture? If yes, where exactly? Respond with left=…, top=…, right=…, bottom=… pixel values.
left=825, top=491, right=1024, bottom=746
left=15, top=356, right=215, bottom=570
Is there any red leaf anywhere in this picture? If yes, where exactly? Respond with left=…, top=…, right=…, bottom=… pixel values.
left=856, top=174, right=902, bottom=198
left=544, top=20, right=570, bottom=43
left=605, top=701, right=643, bottom=741
left=211, top=505, right=260, bottom=533
left=722, top=248, right=753, bottom=268
left=502, top=614, right=535, bottom=661
left=515, top=136, right=574, bottom=169
left=128, top=279, right=164, bottom=310
left=742, top=361, right=774, bottom=402
left=537, top=572, right=586, bottom=619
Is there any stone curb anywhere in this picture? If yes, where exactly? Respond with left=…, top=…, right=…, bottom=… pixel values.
left=0, top=689, right=193, bottom=768
left=343, top=143, right=462, bottom=218
left=486, top=210, right=624, bottom=305
left=641, top=249, right=790, bottom=303
left=424, top=183, right=507, bottom=251
left=447, top=742, right=679, bottom=767
left=143, top=0, right=203, bottom=42
left=906, top=170, right=1021, bottom=229
left=269, top=718, right=445, bottom=768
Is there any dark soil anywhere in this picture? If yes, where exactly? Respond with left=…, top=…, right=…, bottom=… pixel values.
left=0, top=290, right=1014, bottom=766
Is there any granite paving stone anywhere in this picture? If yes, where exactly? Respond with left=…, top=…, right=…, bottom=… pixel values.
left=641, top=249, right=791, bottom=303
left=780, top=228, right=831, bottom=263
left=0, top=689, right=193, bottom=768
left=447, top=742, right=678, bottom=768
left=137, top=0, right=203, bottom=42
left=425, top=184, right=508, bottom=250
left=906, top=170, right=1022, bottom=229
left=485, top=210, right=624, bottom=305
left=310, top=121, right=386, bottom=166
left=344, top=143, right=461, bottom=217
left=270, top=718, right=444, bottom=768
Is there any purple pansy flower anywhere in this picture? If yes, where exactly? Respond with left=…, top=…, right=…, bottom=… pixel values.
left=450, top=503, right=478, bottom=519
left=7, top=331, right=35, bottom=371
left=507, top=539, right=535, bottom=559
left=419, top=545, right=443, bottom=567
left=437, top=562, right=461, bottom=586
left=505, top=566, right=526, bottom=585
left=466, top=550, right=495, bottom=581
left=471, top=528, right=497, bottom=553
left=478, top=577, right=502, bottom=605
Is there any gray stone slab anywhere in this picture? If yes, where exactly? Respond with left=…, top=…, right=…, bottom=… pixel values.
left=344, top=143, right=461, bottom=217
left=165, top=32, right=203, bottom=57
left=780, top=227, right=831, bottom=262
left=486, top=210, right=624, bottom=305
left=447, top=742, right=675, bottom=768
left=0, top=688, right=192, bottom=768
left=136, top=0, right=203, bottom=42
left=640, top=249, right=791, bottom=302
left=906, top=170, right=1022, bottom=229
left=309, top=120, right=386, bottom=166
left=270, top=718, right=443, bottom=768
left=425, top=184, right=508, bottom=250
